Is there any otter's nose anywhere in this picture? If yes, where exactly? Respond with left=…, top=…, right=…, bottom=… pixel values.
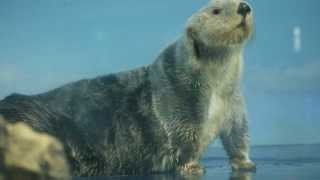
left=238, top=2, right=251, bottom=16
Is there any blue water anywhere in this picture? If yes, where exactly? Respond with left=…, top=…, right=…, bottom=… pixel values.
left=74, top=144, right=320, bottom=180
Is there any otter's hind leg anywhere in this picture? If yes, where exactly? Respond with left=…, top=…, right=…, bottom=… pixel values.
left=220, top=114, right=256, bottom=172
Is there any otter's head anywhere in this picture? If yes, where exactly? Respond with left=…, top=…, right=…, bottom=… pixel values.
left=186, top=0, right=253, bottom=57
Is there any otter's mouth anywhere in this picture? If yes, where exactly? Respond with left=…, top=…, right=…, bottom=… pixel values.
left=237, top=17, right=248, bottom=28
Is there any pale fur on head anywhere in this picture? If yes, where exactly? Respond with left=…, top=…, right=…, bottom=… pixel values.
left=185, top=0, right=253, bottom=59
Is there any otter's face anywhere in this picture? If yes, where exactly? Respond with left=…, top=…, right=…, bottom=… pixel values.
left=187, top=0, right=253, bottom=49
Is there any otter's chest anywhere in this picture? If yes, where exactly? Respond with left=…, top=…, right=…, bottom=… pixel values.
left=208, top=94, right=226, bottom=130
left=200, top=93, right=228, bottom=144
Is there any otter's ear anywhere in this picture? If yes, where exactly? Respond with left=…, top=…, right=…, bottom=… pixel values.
left=187, top=27, right=201, bottom=58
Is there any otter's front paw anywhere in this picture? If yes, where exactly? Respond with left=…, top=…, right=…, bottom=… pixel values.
left=231, top=158, right=256, bottom=172
left=178, top=162, right=205, bottom=176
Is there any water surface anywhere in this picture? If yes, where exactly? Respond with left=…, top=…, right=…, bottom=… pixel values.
left=74, top=144, right=320, bottom=180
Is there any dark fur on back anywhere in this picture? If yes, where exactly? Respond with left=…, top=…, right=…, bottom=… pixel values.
left=0, top=67, right=169, bottom=176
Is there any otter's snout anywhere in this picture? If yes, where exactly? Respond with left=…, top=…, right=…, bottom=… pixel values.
left=237, top=2, right=251, bottom=16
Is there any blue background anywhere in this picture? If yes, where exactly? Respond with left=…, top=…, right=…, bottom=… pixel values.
left=0, top=0, right=319, bottom=146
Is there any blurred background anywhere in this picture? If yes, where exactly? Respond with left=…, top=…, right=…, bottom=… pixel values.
left=0, top=0, right=319, bottom=146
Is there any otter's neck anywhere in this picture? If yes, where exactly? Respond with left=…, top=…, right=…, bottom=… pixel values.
left=178, top=34, right=243, bottom=62
left=175, top=36, right=244, bottom=94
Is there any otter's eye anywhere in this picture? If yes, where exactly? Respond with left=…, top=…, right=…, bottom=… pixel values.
left=212, top=8, right=222, bottom=15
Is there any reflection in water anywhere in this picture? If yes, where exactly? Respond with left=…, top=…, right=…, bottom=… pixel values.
left=177, top=171, right=253, bottom=180
left=178, top=171, right=253, bottom=180
left=74, top=171, right=253, bottom=180
left=178, top=171, right=252, bottom=180
left=229, top=171, right=253, bottom=180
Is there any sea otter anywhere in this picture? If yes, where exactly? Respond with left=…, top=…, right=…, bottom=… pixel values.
left=0, top=0, right=255, bottom=176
